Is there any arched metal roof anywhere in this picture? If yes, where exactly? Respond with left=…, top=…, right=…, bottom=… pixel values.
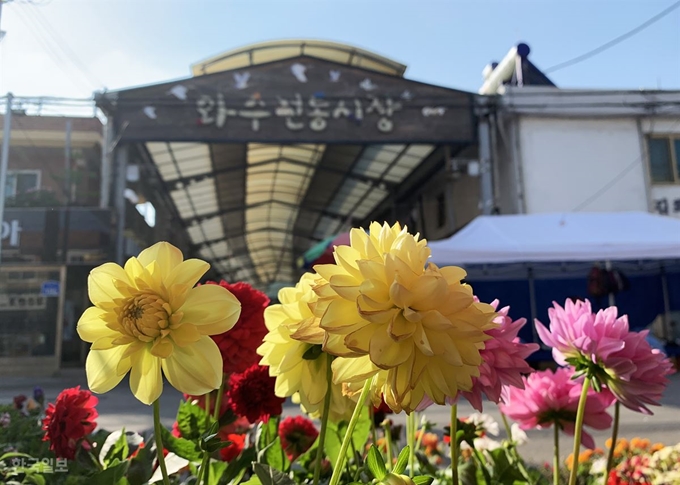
left=97, top=40, right=477, bottom=294
left=191, top=39, right=407, bottom=77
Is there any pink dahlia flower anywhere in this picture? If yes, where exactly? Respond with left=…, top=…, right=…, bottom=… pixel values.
left=460, top=300, right=539, bottom=411
left=536, top=300, right=674, bottom=414
left=499, top=367, right=614, bottom=449
left=417, top=300, right=538, bottom=412
left=605, top=329, right=674, bottom=414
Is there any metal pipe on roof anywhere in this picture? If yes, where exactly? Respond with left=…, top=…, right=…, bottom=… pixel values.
left=479, top=44, right=531, bottom=95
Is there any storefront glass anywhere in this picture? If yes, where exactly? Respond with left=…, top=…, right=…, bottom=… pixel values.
left=0, top=268, right=61, bottom=358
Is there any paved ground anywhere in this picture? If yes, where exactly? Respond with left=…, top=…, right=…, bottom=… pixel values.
left=2, top=368, right=679, bottom=466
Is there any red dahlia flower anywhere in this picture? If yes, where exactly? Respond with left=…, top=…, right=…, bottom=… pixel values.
left=279, top=415, right=318, bottom=461
left=42, top=386, right=98, bottom=459
left=227, top=364, right=284, bottom=424
left=219, top=432, right=246, bottom=462
left=206, top=281, right=270, bottom=374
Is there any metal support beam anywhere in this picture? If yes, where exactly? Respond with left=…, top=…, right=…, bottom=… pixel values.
left=0, top=93, right=13, bottom=265
left=114, top=144, right=128, bottom=265
left=478, top=115, right=494, bottom=215
left=100, top=121, right=112, bottom=208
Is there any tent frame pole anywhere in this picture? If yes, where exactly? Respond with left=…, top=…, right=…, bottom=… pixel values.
left=527, top=265, right=539, bottom=345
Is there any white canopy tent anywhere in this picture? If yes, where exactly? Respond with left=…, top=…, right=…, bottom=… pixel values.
left=428, top=212, right=680, bottom=266
left=428, top=212, right=680, bottom=346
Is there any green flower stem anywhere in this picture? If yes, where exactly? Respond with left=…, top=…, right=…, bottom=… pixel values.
left=369, top=405, right=378, bottom=447
left=313, top=357, right=334, bottom=485
left=153, top=399, right=171, bottom=485
left=213, top=376, right=226, bottom=422
left=384, top=419, right=394, bottom=471
left=568, top=377, right=591, bottom=485
left=605, top=401, right=620, bottom=480
left=196, top=451, right=210, bottom=485
left=472, top=447, right=492, bottom=485
left=553, top=421, right=560, bottom=485
left=500, top=412, right=513, bottom=444
left=204, top=392, right=212, bottom=429
left=407, top=412, right=416, bottom=477
left=329, top=378, right=372, bottom=485
left=499, top=410, right=534, bottom=484
left=414, top=415, right=425, bottom=453
left=450, top=404, right=458, bottom=485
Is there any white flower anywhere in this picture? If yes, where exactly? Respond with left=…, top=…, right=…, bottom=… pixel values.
left=510, top=423, right=528, bottom=446
left=466, top=413, right=500, bottom=436
left=460, top=436, right=501, bottom=452
left=590, top=457, right=607, bottom=475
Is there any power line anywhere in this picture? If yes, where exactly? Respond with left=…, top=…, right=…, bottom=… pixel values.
left=13, top=7, right=93, bottom=93
left=24, top=3, right=105, bottom=89
left=545, top=0, right=680, bottom=74
left=571, top=118, right=680, bottom=212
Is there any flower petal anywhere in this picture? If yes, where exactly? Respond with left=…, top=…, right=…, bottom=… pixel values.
left=130, top=349, right=163, bottom=405
left=162, top=336, right=222, bottom=395
left=77, top=307, right=118, bottom=343
left=180, top=285, right=241, bottom=334
left=137, top=242, right=184, bottom=279
left=88, top=263, right=130, bottom=307
left=86, top=346, right=131, bottom=394
left=166, top=259, right=210, bottom=290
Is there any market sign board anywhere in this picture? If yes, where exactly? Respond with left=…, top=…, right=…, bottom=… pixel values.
left=106, top=57, right=476, bottom=144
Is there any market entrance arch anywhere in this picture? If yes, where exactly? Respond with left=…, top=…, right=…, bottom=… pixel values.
left=97, top=40, right=479, bottom=294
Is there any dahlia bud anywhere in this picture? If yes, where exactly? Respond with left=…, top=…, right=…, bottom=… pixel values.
left=379, top=473, right=416, bottom=485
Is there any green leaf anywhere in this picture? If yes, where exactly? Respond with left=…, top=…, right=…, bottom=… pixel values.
left=101, top=430, right=130, bottom=468
left=263, top=437, right=289, bottom=472
left=257, top=417, right=279, bottom=453
left=252, top=463, right=295, bottom=485
left=178, top=399, right=212, bottom=441
left=366, top=445, right=387, bottom=480
left=127, top=443, right=154, bottom=485
left=488, top=448, right=526, bottom=483
left=219, top=447, right=257, bottom=485
left=325, top=405, right=371, bottom=470
left=392, top=446, right=409, bottom=475
left=209, top=460, right=229, bottom=485
left=91, top=460, right=130, bottom=485
left=240, top=477, right=262, bottom=485
left=23, top=473, right=46, bottom=485
left=160, top=426, right=202, bottom=461
left=0, top=452, right=33, bottom=462
left=412, top=476, right=433, bottom=485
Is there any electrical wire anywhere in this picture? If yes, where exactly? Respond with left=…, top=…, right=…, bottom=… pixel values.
left=545, top=0, right=680, bottom=74
left=13, top=6, right=94, bottom=94
left=571, top=117, right=680, bottom=212
left=24, top=3, right=105, bottom=89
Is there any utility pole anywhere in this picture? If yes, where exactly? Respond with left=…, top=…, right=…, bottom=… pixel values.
left=0, top=93, right=13, bottom=265
left=61, top=120, right=72, bottom=263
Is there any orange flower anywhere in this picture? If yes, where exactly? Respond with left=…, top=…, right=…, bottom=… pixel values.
left=651, top=442, right=665, bottom=452
left=421, top=432, right=439, bottom=449
left=630, top=437, right=643, bottom=449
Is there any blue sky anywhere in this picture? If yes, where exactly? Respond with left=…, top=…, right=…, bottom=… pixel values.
left=1, top=0, right=679, bottom=100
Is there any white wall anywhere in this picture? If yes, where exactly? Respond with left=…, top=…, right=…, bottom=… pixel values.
left=517, top=117, right=649, bottom=214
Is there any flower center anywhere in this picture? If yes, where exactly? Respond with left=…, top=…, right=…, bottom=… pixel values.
left=120, top=292, right=177, bottom=343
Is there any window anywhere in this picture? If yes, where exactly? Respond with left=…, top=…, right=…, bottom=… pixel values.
left=648, top=137, right=680, bottom=183
left=5, top=170, right=40, bottom=198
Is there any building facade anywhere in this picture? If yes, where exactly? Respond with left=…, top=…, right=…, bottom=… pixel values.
left=0, top=107, right=192, bottom=376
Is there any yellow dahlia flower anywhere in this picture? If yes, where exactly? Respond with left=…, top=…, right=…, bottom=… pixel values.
left=258, top=273, right=349, bottom=416
left=77, top=242, right=241, bottom=405
left=314, top=222, right=496, bottom=412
